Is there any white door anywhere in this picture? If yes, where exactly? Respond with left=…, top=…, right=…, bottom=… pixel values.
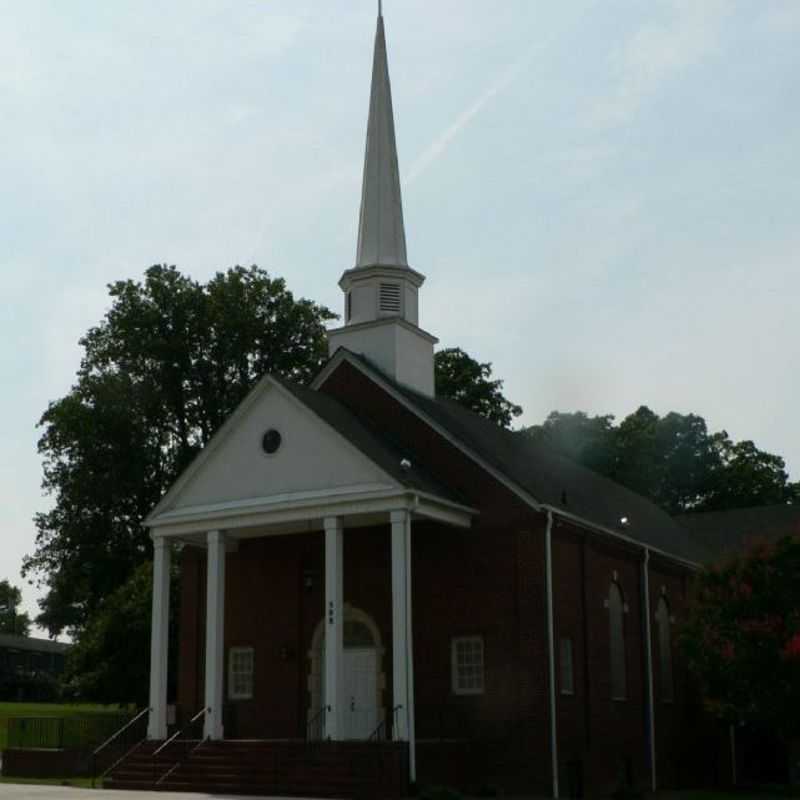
left=341, top=648, right=379, bottom=739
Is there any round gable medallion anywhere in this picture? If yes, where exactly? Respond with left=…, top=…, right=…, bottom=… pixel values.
left=261, top=428, right=282, bottom=455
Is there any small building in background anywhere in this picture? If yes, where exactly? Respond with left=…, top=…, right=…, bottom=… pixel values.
left=0, top=633, right=69, bottom=701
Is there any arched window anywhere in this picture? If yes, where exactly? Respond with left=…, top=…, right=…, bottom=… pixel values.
left=656, top=596, right=674, bottom=702
left=608, top=582, right=627, bottom=700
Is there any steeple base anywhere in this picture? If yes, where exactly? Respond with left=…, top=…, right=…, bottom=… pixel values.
left=328, top=318, right=437, bottom=397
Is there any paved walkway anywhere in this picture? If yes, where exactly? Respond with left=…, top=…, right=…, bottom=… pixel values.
left=0, top=787, right=325, bottom=800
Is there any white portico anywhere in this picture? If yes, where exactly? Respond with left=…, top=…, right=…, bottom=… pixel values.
left=144, top=374, right=473, bottom=778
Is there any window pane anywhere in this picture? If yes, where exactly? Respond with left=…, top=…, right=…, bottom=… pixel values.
left=609, top=583, right=626, bottom=700
left=657, top=598, right=674, bottom=702
left=229, top=647, right=254, bottom=699
left=452, top=637, right=484, bottom=694
left=560, top=637, right=574, bottom=694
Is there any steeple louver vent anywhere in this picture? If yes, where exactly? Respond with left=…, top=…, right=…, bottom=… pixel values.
left=379, top=283, right=401, bottom=313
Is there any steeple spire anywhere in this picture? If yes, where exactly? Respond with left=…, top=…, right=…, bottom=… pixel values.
left=355, top=7, right=408, bottom=269
left=327, top=4, right=437, bottom=397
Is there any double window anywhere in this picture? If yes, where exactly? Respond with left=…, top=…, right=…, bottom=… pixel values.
left=451, top=636, right=484, bottom=695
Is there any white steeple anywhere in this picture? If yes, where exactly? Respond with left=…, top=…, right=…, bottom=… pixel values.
left=355, top=9, right=407, bottom=269
left=327, top=6, right=437, bottom=396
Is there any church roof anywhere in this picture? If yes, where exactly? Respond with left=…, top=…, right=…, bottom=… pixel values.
left=355, top=9, right=408, bottom=269
left=321, top=350, right=715, bottom=566
left=676, top=503, right=800, bottom=561
left=275, top=375, right=464, bottom=507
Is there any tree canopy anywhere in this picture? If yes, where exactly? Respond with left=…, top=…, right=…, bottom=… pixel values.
left=681, top=535, right=800, bottom=737
left=434, top=347, right=522, bottom=428
left=25, top=265, right=335, bottom=636
left=523, top=407, right=798, bottom=514
left=0, top=580, right=31, bottom=636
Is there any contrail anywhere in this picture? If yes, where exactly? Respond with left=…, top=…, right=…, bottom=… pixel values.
left=406, top=51, right=533, bottom=186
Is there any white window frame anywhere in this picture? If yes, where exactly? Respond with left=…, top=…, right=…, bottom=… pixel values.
left=559, top=636, right=575, bottom=695
left=451, top=636, right=485, bottom=696
left=228, top=646, right=254, bottom=701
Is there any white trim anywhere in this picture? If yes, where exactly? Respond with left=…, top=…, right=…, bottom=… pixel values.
left=145, top=374, right=402, bottom=526
left=545, top=511, right=559, bottom=799
left=149, top=489, right=474, bottom=539
left=313, top=351, right=701, bottom=571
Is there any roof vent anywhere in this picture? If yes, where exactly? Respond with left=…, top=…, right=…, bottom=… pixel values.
left=379, top=283, right=401, bottom=314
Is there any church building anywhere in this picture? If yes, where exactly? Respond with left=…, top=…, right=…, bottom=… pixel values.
left=136, top=8, right=723, bottom=797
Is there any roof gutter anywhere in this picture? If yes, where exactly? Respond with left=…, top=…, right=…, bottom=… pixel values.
left=540, top=504, right=701, bottom=571
left=642, top=548, right=657, bottom=792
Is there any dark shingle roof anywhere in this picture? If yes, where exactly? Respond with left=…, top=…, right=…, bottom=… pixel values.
left=275, top=375, right=465, bottom=507
left=0, top=633, right=69, bottom=654
left=335, top=352, right=714, bottom=565
left=676, top=504, right=800, bottom=561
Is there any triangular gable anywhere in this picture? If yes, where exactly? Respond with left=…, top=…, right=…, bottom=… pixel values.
left=147, top=376, right=398, bottom=523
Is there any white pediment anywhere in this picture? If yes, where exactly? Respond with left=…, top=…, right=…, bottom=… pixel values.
left=150, top=377, right=396, bottom=520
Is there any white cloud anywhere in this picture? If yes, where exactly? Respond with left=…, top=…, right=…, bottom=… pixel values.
left=591, top=0, right=728, bottom=128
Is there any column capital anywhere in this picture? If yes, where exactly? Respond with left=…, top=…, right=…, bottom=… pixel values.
left=207, top=529, right=225, bottom=545
left=390, top=509, right=410, bottom=526
left=151, top=535, right=170, bottom=550
left=323, top=516, right=343, bottom=534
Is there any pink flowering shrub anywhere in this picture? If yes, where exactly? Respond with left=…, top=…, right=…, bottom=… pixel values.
left=681, top=533, right=800, bottom=736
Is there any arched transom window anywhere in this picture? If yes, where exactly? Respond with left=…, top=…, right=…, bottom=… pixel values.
left=656, top=596, right=674, bottom=703
left=608, top=582, right=627, bottom=701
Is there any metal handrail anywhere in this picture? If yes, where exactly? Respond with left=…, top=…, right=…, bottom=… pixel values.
left=90, top=708, right=148, bottom=788
left=306, top=704, right=330, bottom=741
left=92, top=707, right=149, bottom=757
left=368, top=705, right=402, bottom=742
left=151, top=706, right=208, bottom=786
left=153, top=706, right=207, bottom=757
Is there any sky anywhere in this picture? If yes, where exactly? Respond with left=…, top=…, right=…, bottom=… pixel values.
left=1, top=1, right=799, bottom=635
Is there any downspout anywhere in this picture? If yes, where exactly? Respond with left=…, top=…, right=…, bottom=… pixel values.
left=642, top=548, right=657, bottom=792
left=545, top=510, right=559, bottom=799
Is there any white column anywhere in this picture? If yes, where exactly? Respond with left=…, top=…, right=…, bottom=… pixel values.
left=204, top=530, right=226, bottom=740
left=324, top=516, right=344, bottom=739
left=391, top=509, right=416, bottom=782
left=147, top=535, right=171, bottom=740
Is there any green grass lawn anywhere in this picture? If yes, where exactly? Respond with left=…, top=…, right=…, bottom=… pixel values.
left=0, top=702, right=122, bottom=751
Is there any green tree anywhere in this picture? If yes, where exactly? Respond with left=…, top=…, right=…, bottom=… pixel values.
left=681, top=535, right=800, bottom=737
left=62, top=562, right=173, bottom=706
left=434, top=347, right=522, bottom=428
left=25, top=265, right=335, bottom=637
left=521, top=407, right=797, bottom=514
left=0, top=580, right=31, bottom=636
left=524, top=411, right=617, bottom=475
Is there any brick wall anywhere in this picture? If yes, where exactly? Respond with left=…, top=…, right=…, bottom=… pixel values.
left=174, top=359, right=715, bottom=795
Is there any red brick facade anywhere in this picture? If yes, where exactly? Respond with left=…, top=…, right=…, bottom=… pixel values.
left=175, top=360, right=719, bottom=795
